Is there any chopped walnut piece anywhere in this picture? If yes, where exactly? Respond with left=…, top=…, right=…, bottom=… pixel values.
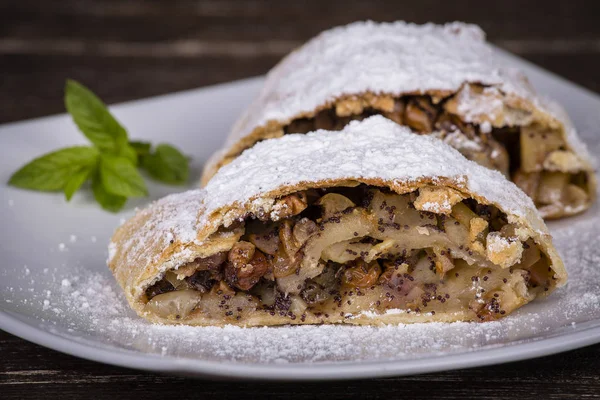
left=225, top=241, right=269, bottom=290
left=273, top=220, right=301, bottom=278
left=413, top=186, right=465, bottom=214
left=272, top=192, right=308, bottom=220
left=177, top=252, right=227, bottom=279
left=336, top=97, right=364, bottom=117
left=404, top=97, right=438, bottom=132
left=435, top=112, right=477, bottom=139
left=335, top=94, right=394, bottom=118
left=278, top=220, right=299, bottom=258
left=486, top=232, right=523, bottom=269
left=367, top=94, right=395, bottom=112
left=382, top=99, right=405, bottom=124
left=228, top=241, right=255, bottom=264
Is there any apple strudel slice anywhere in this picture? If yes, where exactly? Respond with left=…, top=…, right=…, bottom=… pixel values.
left=201, top=21, right=595, bottom=219
left=109, top=116, right=567, bottom=326
left=110, top=116, right=565, bottom=326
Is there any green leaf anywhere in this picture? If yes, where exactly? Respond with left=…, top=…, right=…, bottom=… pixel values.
left=92, top=173, right=127, bottom=212
left=129, top=141, right=152, bottom=157
left=8, top=146, right=99, bottom=191
left=64, top=79, right=128, bottom=152
left=99, top=153, right=148, bottom=197
left=142, top=144, right=189, bottom=185
left=118, top=143, right=138, bottom=165
left=64, top=167, right=93, bottom=201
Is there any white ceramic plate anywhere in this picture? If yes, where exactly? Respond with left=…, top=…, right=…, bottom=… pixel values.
left=1, top=48, right=599, bottom=381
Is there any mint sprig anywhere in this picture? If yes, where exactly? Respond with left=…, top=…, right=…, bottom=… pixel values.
left=8, top=80, right=190, bottom=212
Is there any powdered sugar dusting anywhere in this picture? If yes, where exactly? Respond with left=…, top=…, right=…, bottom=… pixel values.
left=113, top=189, right=205, bottom=275
left=203, top=116, right=545, bottom=234
left=456, top=85, right=505, bottom=122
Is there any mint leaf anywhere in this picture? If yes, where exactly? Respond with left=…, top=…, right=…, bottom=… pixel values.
left=100, top=154, right=148, bottom=197
left=142, top=144, right=189, bottom=185
left=92, top=173, right=127, bottom=212
left=64, top=80, right=128, bottom=152
left=118, top=143, right=138, bottom=165
left=9, top=146, right=98, bottom=191
left=129, top=141, right=151, bottom=157
left=64, top=167, right=93, bottom=201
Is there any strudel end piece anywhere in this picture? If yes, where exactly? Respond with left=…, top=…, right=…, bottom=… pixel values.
left=109, top=116, right=565, bottom=326
left=201, top=21, right=595, bottom=219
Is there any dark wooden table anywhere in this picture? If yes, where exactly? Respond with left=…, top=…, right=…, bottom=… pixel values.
left=1, top=1, right=599, bottom=398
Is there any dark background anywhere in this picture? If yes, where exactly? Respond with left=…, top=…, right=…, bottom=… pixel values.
left=1, top=0, right=599, bottom=398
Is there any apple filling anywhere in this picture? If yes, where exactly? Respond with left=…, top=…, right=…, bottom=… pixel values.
left=143, top=185, right=558, bottom=324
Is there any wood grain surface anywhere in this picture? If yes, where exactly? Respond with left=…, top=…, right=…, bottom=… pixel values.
left=1, top=0, right=599, bottom=398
